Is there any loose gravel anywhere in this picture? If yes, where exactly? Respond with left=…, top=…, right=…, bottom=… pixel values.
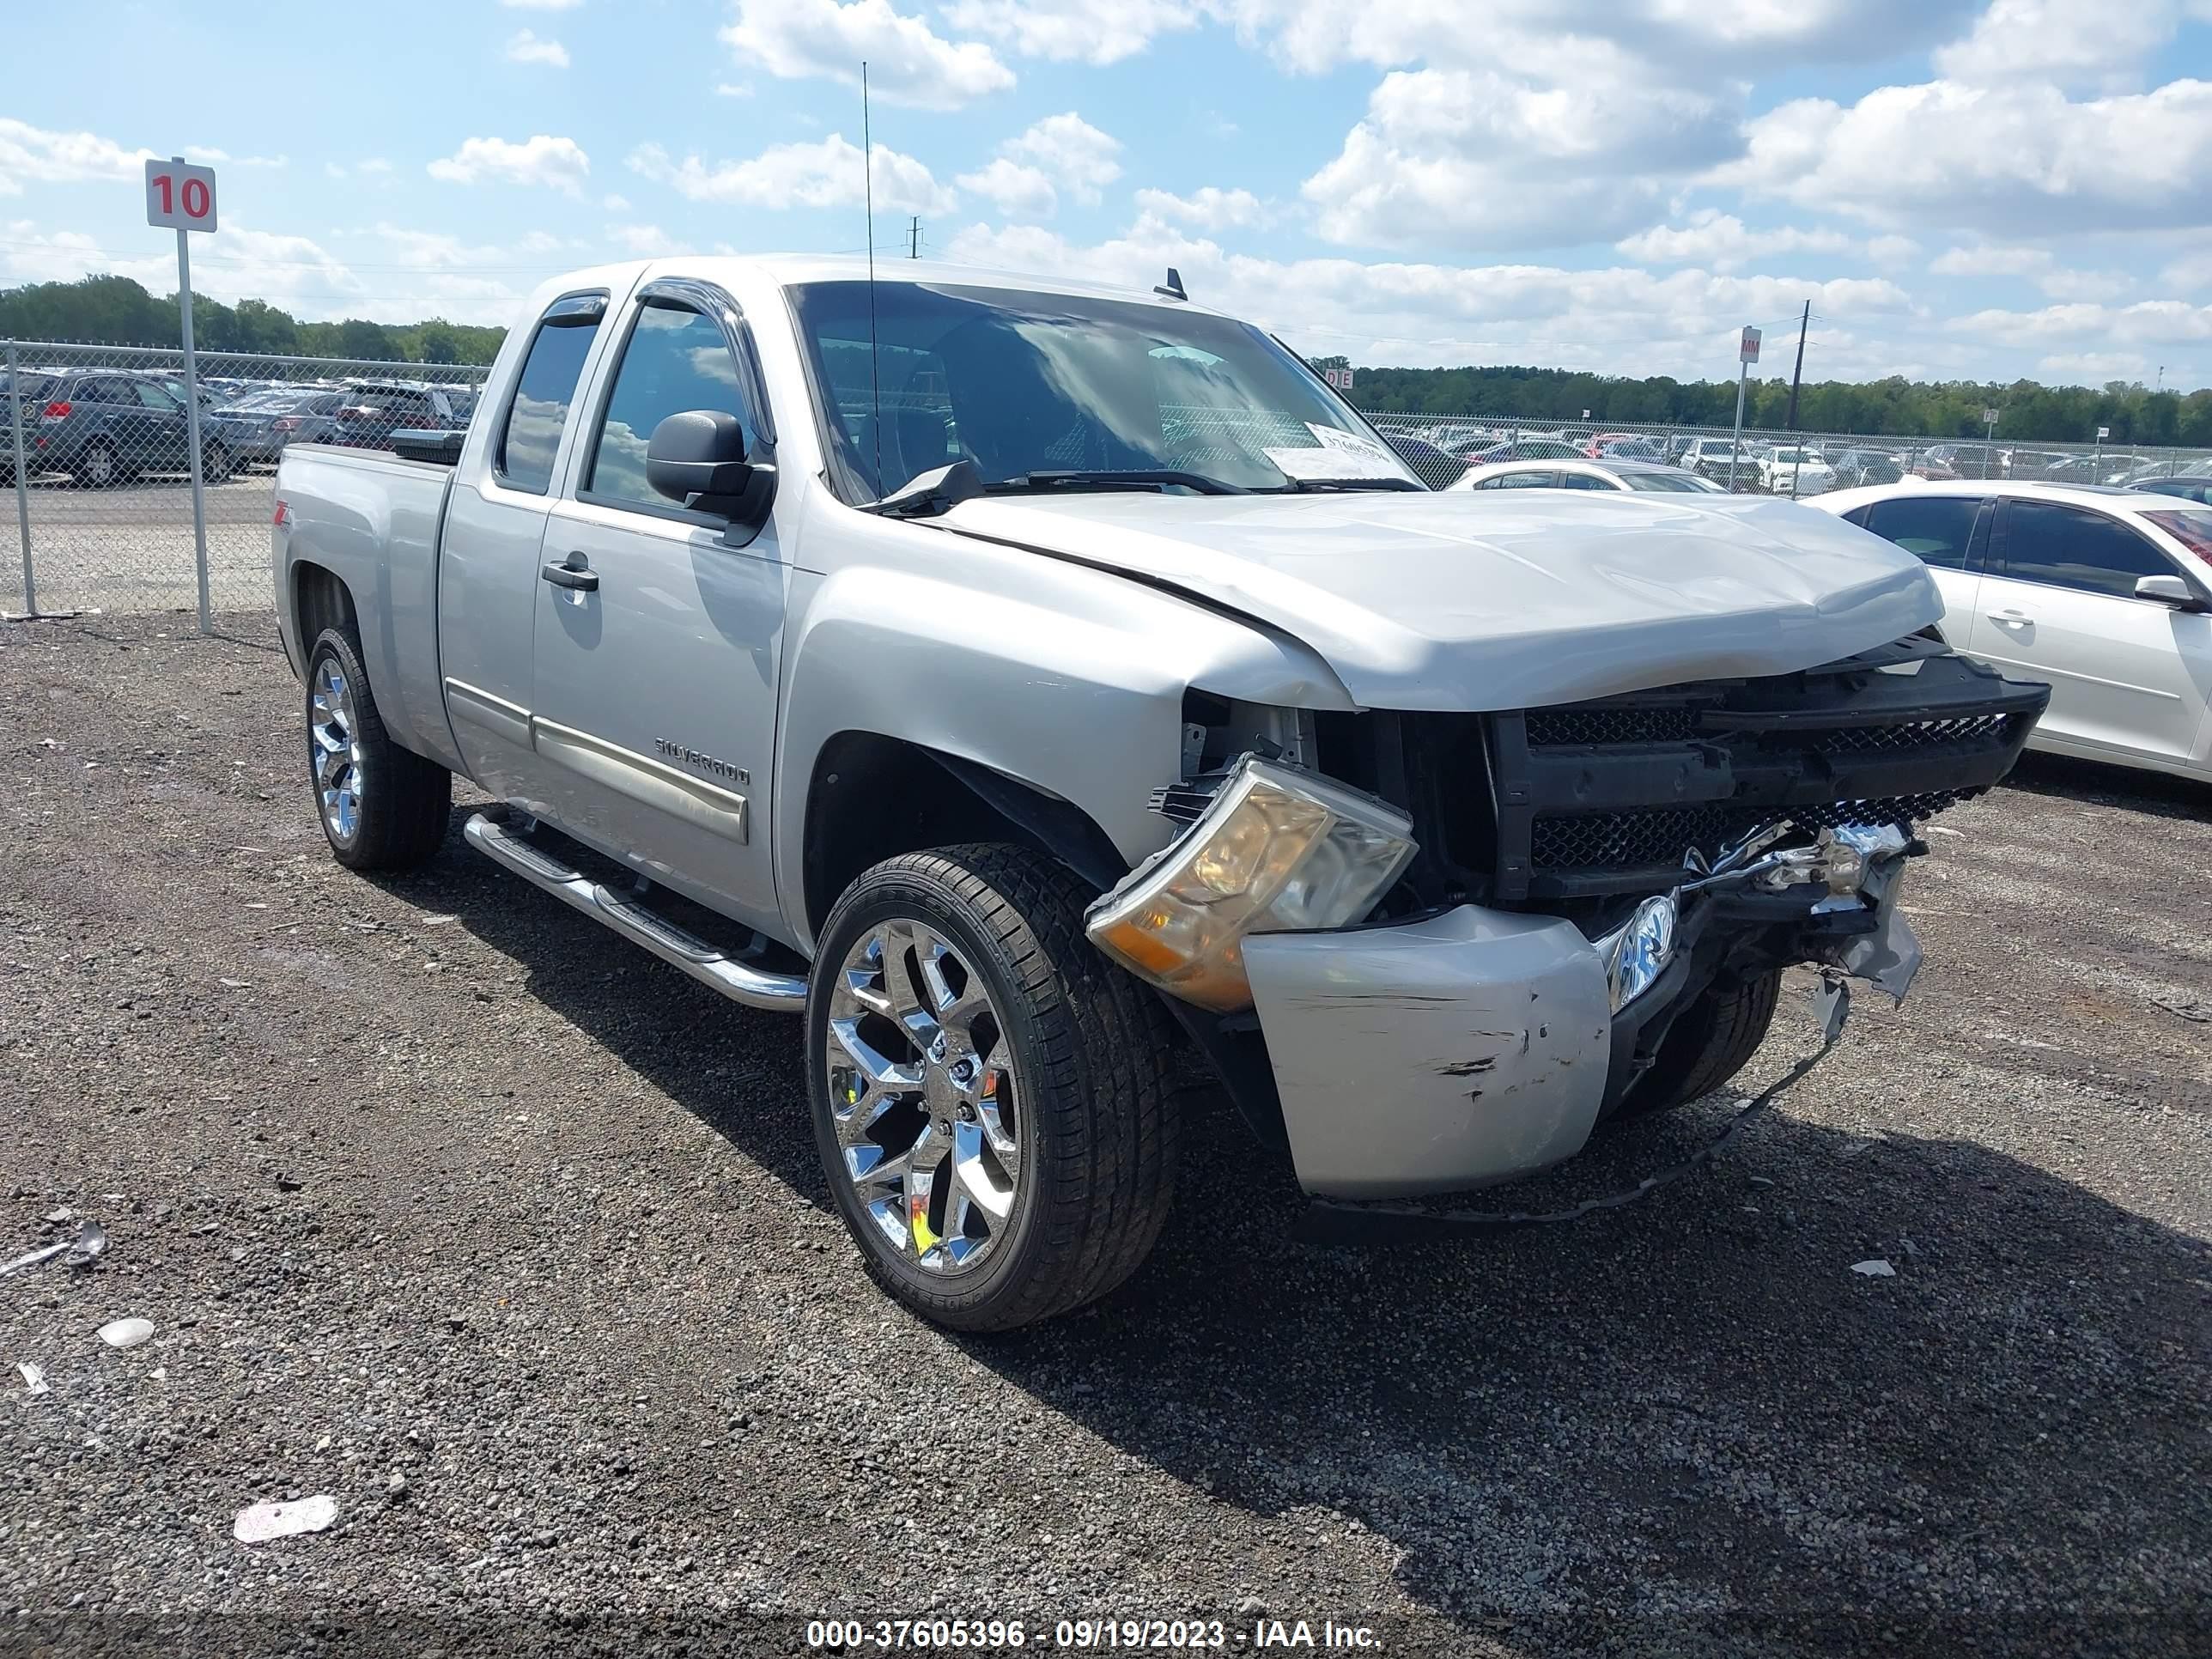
left=1, top=614, right=2207, bottom=1657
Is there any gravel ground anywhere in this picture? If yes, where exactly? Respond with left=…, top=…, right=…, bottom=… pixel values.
left=1, top=614, right=2207, bottom=1658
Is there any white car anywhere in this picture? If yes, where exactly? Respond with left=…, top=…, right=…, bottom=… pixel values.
left=1814, top=480, right=2212, bottom=782
left=1449, top=458, right=1725, bottom=493
left=1761, top=447, right=1836, bottom=495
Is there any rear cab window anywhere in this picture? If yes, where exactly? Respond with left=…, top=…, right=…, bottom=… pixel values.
left=495, top=291, right=605, bottom=494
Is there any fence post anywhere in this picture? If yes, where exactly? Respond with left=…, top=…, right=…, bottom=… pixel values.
left=173, top=186, right=213, bottom=638
left=5, top=340, right=35, bottom=618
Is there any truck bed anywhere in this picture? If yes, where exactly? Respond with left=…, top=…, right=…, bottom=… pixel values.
left=272, top=442, right=460, bottom=771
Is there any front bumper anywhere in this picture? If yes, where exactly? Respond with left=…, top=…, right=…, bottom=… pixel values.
left=1241, top=869, right=1919, bottom=1200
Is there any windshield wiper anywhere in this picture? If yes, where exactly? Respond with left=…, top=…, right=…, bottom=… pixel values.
left=1263, top=477, right=1426, bottom=493
left=988, top=470, right=1247, bottom=496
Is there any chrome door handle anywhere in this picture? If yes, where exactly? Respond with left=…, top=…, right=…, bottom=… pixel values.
left=541, top=555, right=598, bottom=592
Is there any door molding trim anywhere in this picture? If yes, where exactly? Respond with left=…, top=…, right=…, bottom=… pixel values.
left=529, top=716, right=750, bottom=844
left=444, top=678, right=532, bottom=748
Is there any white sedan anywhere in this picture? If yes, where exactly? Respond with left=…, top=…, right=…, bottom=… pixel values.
left=1814, top=480, right=2212, bottom=782
left=1449, top=457, right=1725, bottom=493
left=1760, top=447, right=1836, bottom=495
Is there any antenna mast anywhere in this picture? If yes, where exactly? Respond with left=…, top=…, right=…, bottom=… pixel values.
left=862, top=61, right=883, bottom=495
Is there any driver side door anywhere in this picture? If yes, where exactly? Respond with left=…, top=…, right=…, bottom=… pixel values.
left=529, top=281, right=789, bottom=933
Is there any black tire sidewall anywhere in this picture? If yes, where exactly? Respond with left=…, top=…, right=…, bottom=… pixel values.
left=805, top=865, right=1057, bottom=1322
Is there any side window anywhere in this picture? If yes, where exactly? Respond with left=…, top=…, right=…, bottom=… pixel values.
left=133, top=380, right=180, bottom=411
left=1863, top=495, right=1981, bottom=570
left=1561, top=471, right=1611, bottom=490
left=1498, top=471, right=1559, bottom=489
left=495, top=296, right=603, bottom=494
left=1472, top=476, right=1504, bottom=490
left=586, top=304, right=754, bottom=508
left=1999, top=501, right=2177, bottom=599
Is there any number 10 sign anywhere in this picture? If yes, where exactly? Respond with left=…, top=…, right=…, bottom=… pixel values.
left=145, top=158, right=217, bottom=232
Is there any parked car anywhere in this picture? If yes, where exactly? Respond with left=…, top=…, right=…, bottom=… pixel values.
left=1830, top=448, right=1904, bottom=489
left=1759, top=446, right=1837, bottom=495
left=1679, top=437, right=1757, bottom=484
left=207, top=388, right=349, bottom=465
left=1449, top=458, right=1724, bottom=493
left=273, top=256, right=2045, bottom=1330
left=1817, top=480, right=2212, bottom=782
left=2128, top=475, right=2212, bottom=506
left=1456, top=437, right=1585, bottom=464
left=1922, top=443, right=1999, bottom=479
left=2, top=368, right=233, bottom=488
left=330, top=380, right=474, bottom=451
left=1380, top=432, right=1461, bottom=489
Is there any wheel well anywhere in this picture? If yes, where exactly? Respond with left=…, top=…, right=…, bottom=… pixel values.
left=292, top=562, right=357, bottom=651
left=801, top=732, right=1128, bottom=943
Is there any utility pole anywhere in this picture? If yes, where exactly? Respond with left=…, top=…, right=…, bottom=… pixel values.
left=908, top=216, right=921, bottom=258
left=1784, top=299, right=1809, bottom=431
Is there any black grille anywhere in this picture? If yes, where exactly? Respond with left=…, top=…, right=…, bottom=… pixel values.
left=1525, top=706, right=1699, bottom=747
left=1813, top=714, right=2012, bottom=754
left=1529, top=793, right=1964, bottom=873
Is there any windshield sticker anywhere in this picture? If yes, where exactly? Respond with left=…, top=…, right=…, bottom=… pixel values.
left=1264, top=422, right=1408, bottom=481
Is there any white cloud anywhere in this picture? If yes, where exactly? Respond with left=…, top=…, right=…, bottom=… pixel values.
left=0, top=217, right=371, bottom=318
left=1001, top=112, right=1120, bottom=204
left=940, top=0, right=1197, bottom=64
left=607, top=223, right=695, bottom=256
left=1616, top=210, right=1921, bottom=271
left=720, top=0, right=1015, bottom=110
left=629, top=135, right=956, bottom=214
left=714, top=82, right=755, bottom=97
left=428, top=135, right=591, bottom=194
left=1303, top=59, right=1738, bottom=251
left=1955, top=300, right=2212, bottom=348
left=2037, top=352, right=2165, bottom=385
left=1133, top=185, right=1273, bottom=229
left=357, top=158, right=393, bottom=175
left=504, top=28, right=571, bottom=66
left=957, top=157, right=1057, bottom=216
left=945, top=216, right=1917, bottom=381
left=1932, top=0, right=2189, bottom=92
left=601, top=191, right=630, bottom=210
left=1716, top=78, right=2212, bottom=236
left=0, top=118, right=152, bottom=196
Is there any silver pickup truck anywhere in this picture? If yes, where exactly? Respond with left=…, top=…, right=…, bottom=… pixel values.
left=272, top=257, right=2046, bottom=1330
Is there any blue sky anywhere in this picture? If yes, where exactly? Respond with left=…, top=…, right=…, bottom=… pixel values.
left=3, top=0, right=2209, bottom=387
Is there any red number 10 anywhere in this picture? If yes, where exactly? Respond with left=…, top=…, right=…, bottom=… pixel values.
left=153, top=175, right=210, bottom=219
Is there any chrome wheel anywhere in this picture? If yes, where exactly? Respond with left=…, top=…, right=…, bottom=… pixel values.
left=309, top=655, right=363, bottom=844
left=825, top=919, right=1021, bottom=1275
left=84, top=445, right=114, bottom=488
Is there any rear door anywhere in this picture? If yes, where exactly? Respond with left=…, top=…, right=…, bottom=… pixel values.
left=129, top=378, right=192, bottom=468
left=1967, top=497, right=2209, bottom=762
left=528, top=278, right=787, bottom=930
left=436, top=290, right=610, bottom=801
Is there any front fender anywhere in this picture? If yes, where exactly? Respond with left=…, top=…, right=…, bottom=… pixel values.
left=771, top=517, right=1353, bottom=953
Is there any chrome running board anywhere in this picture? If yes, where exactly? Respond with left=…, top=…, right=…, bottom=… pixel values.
left=463, top=811, right=806, bottom=1013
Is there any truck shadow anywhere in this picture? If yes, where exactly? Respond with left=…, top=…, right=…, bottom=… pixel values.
left=409, top=830, right=2210, bottom=1655
left=1999, top=750, right=2208, bottom=823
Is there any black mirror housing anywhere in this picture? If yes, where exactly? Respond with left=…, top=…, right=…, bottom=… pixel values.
left=647, top=410, right=775, bottom=529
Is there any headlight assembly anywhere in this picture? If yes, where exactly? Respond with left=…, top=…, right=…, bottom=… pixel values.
left=1085, top=756, right=1417, bottom=1012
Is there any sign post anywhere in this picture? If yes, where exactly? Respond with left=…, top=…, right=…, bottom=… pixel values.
left=1981, top=406, right=1999, bottom=480
left=1728, top=326, right=1761, bottom=492
left=2094, top=424, right=2110, bottom=473
left=146, top=156, right=218, bottom=635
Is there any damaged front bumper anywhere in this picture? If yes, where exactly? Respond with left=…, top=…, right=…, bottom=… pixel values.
left=1239, top=832, right=1920, bottom=1200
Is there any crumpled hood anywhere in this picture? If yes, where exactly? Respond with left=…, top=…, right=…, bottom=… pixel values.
left=939, top=488, right=1941, bottom=710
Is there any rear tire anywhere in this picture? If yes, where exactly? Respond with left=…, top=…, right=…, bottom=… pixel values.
left=1613, top=969, right=1782, bottom=1122
left=807, top=843, right=1178, bottom=1332
left=304, top=626, right=451, bottom=872
left=76, top=440, right=118, bottom=489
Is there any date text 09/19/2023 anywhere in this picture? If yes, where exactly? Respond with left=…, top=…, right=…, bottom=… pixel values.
left=803, top=1618, right=1383, bottom=1650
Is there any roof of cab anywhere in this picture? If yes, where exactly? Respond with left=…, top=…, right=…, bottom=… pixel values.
left=600, top=253, right=1229, bottom=316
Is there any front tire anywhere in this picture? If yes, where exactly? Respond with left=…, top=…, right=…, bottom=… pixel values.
left=200, top=441, right=234, bottom=484
left=1613, top=969, right=1782, bottom=1122
left=808, top=844, right=1178, bottom=1332
left=304, top=626, right=451, bottom=871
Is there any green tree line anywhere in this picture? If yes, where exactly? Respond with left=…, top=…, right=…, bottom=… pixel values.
left=0, top=275, right=506, bottom=366
left=1342, top=362, right=2212, bottom=448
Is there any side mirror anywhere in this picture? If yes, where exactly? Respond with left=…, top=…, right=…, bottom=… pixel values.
left=647, top=410, right=775, bottom=528
left=2136, top=573, right=2204, bottom=610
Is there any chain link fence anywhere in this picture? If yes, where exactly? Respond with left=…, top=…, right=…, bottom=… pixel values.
left=8, top=337, right=2209, bottom=618
left=1360, top=409, right=2212, bottom=494
left=3, top=341, right=488, bottom=619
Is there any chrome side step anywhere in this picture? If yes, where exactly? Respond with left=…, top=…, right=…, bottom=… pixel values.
left=462, top=811, right=806, bottom=1013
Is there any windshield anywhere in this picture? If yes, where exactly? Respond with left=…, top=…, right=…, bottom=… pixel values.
left=787, top=280, right=1419, bottom=500
left=1622, top=471, right=1723, bottom=493
left=1772, top=448, right=1814, bottom=463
